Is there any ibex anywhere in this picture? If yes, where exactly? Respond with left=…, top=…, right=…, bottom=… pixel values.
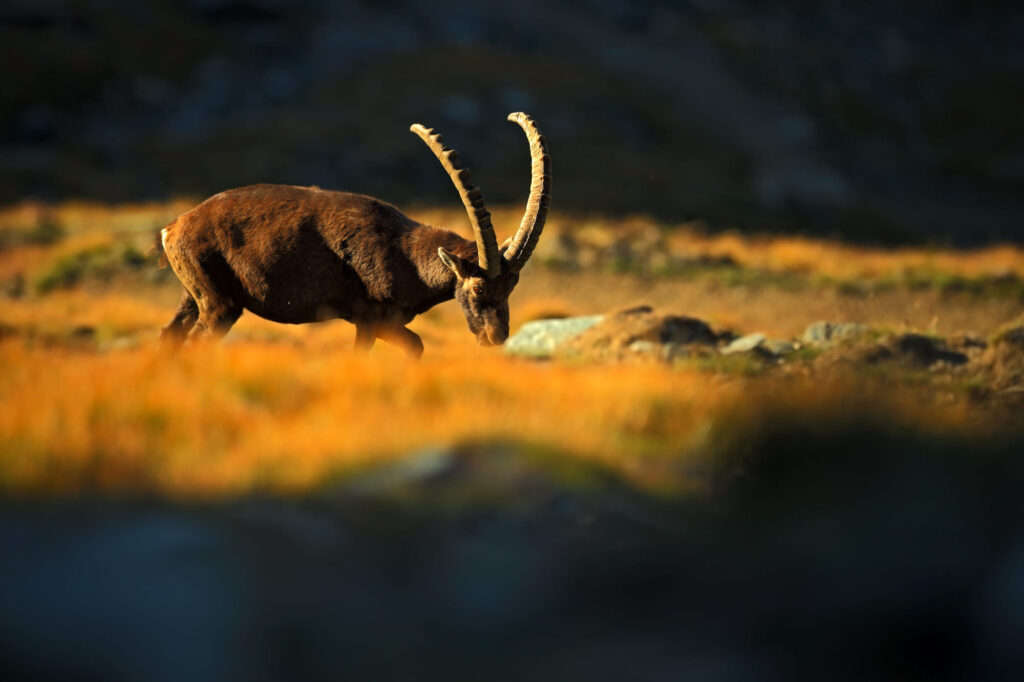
left=156, top=112, right=549, bottom=357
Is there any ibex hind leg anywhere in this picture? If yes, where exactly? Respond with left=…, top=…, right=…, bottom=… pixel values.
left=186, top=303, right=242, bottom=343
left=167, top=249, right=243, bottom=343
left=159, top=290, right=199, bottom=347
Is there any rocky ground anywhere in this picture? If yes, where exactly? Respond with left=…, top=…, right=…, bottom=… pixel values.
left=506, top=306, right=1024, bottom=409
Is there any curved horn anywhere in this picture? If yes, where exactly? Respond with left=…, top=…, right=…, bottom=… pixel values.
left=410, top=123, right=501, bottom=278
left=504, top=112, right=551, bottom=271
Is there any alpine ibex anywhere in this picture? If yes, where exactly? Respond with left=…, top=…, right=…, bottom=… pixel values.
left=156, top=112, right=549, bottom=357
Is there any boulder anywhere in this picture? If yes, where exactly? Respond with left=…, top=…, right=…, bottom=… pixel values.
left=627, top=340, right=660, bottom=355
left=504, top=315, right=604, bottom=359
left=721, top=333, right=766, bottom=355
left=802, top=321, right=868, bottom=345
left=764, top=339, right=798, bottom=355
left=563, top=306, right=718, bottom=361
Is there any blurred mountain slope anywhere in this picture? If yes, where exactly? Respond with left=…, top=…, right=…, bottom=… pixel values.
left=2, top=0, right=1022, bottom=244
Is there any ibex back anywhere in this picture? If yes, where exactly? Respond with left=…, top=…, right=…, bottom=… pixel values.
left=156, top=113, right=550, bottom=357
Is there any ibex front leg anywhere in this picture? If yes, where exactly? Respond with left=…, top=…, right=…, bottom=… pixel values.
left=354, top=324, right=376, bottom=352
left=378, top=325, right=424, bottom=358
left=353, top=324, right=423, bottom=358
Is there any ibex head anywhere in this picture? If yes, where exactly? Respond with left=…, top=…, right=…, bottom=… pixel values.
left=411, top=112, right=550, bottom=346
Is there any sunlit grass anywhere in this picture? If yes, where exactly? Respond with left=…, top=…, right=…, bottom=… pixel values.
left=0, top=198, right=196, bottom=238
left=1, top=198, right=1021, bottom=499
left=661, top=226, right=1024, bottom=281
left=1, top=289, right=167, bottom=340
left=0, top=337, right=711, bottom=495
left=0, top=334, right=996, bottom=499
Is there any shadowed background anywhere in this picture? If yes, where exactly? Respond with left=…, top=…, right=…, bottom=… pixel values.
left=2, top=0, right=1022, bottom=243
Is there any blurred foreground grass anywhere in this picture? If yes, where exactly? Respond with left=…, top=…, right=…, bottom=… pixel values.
left=0, top=336, right=1009, bottom=499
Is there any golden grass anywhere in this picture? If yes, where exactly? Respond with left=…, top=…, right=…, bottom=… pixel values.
left=662, top=226, right=1024, bottom=280
left=1, top=198, right=1021, bottom=499
left=0, top=334, right=994, bottom=499
left=0, top=289, right=168, bottom=339
left=0, top=198, right=196, bottom=237
left=0, top=337, right=700, bottom=495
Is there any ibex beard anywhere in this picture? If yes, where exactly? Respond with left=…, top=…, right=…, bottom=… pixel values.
left=155, top=113, right=549, bottom=358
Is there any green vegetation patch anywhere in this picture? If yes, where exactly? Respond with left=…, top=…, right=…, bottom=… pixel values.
left=33, top=241, right=147, bottom=294
left=875, top=269, right=1024, bottom=300
left=687, top=350, right=773, bottom=376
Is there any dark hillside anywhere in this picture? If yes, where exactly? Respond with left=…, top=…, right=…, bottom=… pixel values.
left=2, top=1, right=1022, bottom=243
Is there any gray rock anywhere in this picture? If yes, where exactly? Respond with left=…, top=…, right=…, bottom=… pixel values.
left=802, top=321, right=868, bottom=345
left=628, top=340, right=659, bottom=355
left=764, top=339, right=798, bottom=355
left=504, top=315, right=604, bottom=358
left=721, top=333, right=766, bottom=355
left=345, top=446, right=457, bottom=494
left=662, top=342, right=692, bottom=362
left=559, top=307, right=720, bottom=362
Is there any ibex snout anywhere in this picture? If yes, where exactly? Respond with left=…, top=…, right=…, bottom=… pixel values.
left=477, top=321, right=508, bottom=346
left=468, top=303, right=509, bottom=346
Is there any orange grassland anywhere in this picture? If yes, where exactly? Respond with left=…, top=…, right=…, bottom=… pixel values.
left=0, top=200, right=1021, bottom=498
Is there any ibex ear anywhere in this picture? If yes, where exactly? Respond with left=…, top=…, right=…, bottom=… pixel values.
left=437, top=247, right=472, bottom=280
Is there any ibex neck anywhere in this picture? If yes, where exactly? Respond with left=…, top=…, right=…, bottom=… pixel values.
left=399, top=225, right=478, bottom=311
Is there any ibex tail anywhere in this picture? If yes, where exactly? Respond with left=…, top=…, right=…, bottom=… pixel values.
left=151, top=224, right=171, bottom=268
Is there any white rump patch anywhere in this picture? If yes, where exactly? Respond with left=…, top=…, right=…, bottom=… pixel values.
left=160, top=227, right=170, bottom=252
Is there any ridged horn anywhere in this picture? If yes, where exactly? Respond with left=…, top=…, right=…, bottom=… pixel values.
left=503, top=112, right=551, bottom=271
left=410, top=123, right=501, bottom=278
